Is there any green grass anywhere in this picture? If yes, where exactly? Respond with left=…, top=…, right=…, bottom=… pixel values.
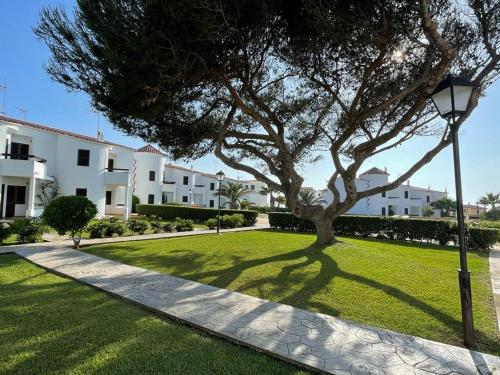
left=0, top=253, right=308, bottom=375
left=83, top=230, right=500, bottom=355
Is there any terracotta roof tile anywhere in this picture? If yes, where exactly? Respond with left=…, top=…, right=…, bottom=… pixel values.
left=0, top=115, right=134, bottom=150
left=359, top=167, right=389, bottom=176
left=135, top=144, right=165, bottom=155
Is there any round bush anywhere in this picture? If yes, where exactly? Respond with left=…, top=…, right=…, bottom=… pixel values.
left=43, top=195, right=97, bottom=248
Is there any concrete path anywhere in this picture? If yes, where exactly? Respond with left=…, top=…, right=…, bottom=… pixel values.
left=2, top=245, right=499, bottom=374
left=490, top=246, right=500, bottom=331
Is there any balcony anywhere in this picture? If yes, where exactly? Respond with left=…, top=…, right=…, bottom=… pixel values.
left=104, top=167, right=130, bottom=185
left=0, top=154, right=48, bottom=179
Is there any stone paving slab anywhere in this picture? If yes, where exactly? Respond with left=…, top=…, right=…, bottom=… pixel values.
left=490, top=247, right=500, bottom=331
left=6, top=246, right=499, bottom=375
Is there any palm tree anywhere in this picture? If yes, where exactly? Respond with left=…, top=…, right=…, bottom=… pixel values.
left=217, top=182, right=249, bottom=209
left=239, top=199, right=255, bottom=210
left=275, top=195, right=286, bottom=208
left=298, top=190, right=325, bottom=205
left=479, top=192, right=500, bottom=210
left=260, top=186, right=278, bottom=208
left=430, top=197, right=456, bottom=217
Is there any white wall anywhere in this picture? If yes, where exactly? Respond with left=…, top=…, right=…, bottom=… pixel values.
left=133, top=152, right=165, bottom=205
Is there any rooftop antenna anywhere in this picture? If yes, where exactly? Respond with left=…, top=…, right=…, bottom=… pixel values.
left=0, top=79, right=7, bottom=115
left=16, top=107, right=27, bottom=120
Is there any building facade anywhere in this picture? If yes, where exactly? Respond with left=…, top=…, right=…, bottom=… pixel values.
left=0, top=116, right=269, bottom=219
left=317, top=167, right=447, bottom=217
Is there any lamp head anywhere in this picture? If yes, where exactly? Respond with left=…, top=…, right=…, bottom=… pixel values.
left=430, top=74, right=475, bottom=119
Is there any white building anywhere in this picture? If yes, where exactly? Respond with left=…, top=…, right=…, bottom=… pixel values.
left=0, top=116, right=269, bottom=219
left=317, top=167, right=447, bottom=217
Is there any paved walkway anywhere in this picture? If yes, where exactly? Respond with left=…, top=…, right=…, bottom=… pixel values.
left=2, top=246, right=499, bottom=374
left=490, top=246, right=500, bottom=331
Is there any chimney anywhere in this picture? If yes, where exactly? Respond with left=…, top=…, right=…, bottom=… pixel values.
left=428, top=185, right=430, bottom=190
left=384, top=166, right=387, bottom=173
left=407, top=180, right=410, bottom=186
left=96, top=130, right=104, bottom=142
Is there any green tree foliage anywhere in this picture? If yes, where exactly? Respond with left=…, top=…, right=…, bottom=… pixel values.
left=431, top=197, right=457, bottom=217
left=218, top=182, right=249, bottom=209
left=422, top=206, right=435, bottom=217
left=35, top=1, right=500, bottom=245
left=479, top=192, right=500, bottom=210
left=43, top=196, right=97, bottom=248
left=298, top=190, right=325, bottom=206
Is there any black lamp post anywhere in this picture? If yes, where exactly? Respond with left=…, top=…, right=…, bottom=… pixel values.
left=216, top=170, right=225, bottom=234
left=430, top=74, right=475, bottom=347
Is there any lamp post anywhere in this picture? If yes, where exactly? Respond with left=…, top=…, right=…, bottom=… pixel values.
left=188, top=188, right=192, bottom=205
left=430, top=74, right=475, bottom=347
left=216, top=170, right=225, bottom=234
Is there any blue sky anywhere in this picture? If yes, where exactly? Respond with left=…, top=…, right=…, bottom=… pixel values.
left=1, top=1, right=498, bottom=203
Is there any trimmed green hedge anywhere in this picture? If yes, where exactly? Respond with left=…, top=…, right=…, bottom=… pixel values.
left=248, top=206, right=291, bottom=214
left=268, top=212, right=498, bottom=250
left=136, top=204, right=258, bottom=225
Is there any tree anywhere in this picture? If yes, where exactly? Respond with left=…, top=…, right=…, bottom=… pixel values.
left=42, top=195, right=97, bottom=249
left=36, top=178, right=59, bottom=208
left=36, top=0, right=500, bottom=245
left=479, top=192, right=500, bottom=210
left=218, top=182, right=249, bottom=209
left=299, top=190, right=325, bottom=206
left=431, top=197, right=457, bottom=217
left=422, top=205, right=435, bottom=217
left=260, top=186, right=278, bottom=209
left=240, top=199, right=255, bottom=210
left=275, top=195, right=286, bottom=208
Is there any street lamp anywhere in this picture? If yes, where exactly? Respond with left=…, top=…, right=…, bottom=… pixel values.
left=188, top=188, right=192, bottom=205
left=430, top=73, right=475, bottom=347
left=216, top=170, right=225, bottom=234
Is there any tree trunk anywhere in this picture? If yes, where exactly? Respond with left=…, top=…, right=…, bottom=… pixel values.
left=313, top=217, right=334, bottom=246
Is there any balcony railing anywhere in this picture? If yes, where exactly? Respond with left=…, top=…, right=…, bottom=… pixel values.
left=105, top=167, right=129, bottom=172
left=2, top=153, right=46, bottom=163
left=163, top=180, right=176, bottom=184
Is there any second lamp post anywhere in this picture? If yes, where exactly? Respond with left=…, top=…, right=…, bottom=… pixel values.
left=216, top=170, right=225, bottom=234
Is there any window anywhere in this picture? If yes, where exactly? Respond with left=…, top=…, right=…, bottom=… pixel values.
left=107, top=159, right=114, bottom=171
left=245, top=185, right=249, bottom=189
left=404, top=208, right=409, bottom=215
left=404, top=191, right=409, bottom=199
left=10, top=142, right=29, bottom=160
left=209, top=199, right=215, bottom=208
left=182, top=195, right=188, bottom=203
left=149, top=171, right=156, bottom=181
left=183, top=176, right=189, bottom=185
left=76, top=188, right=87, bottom=197
left=148, top=194, right=155, bottom=204
left=381, top=207, right=386, bottom=216
left=427, top=195, right=430, bottom=203
left=105, top=191, right=112, bottom=205
left=381, top=192, right=386, bottom=198
left=77, top=149, right=90, bottom=166
left=251, top=185, right=255, bottom=190
left=210, top=182, right=215, bottom=191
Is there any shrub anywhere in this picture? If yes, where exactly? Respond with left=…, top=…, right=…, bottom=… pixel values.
left=0, top=223, right=11, bottom=244
left=43, top=196, right=97, bottom=248
left=174, top=217, right=194, bottom=232
left=422, top=206, right=434, bottom=217
left=483, top=210, right=500, bottom=221
left=467, top=227, right=498, bottom=250
left=205, top=218, right=218, bottom=230
left=268, top=213, right=497, bottom=249
left=150, top=220, right=162, bottom=233
left=136, top=204, right=257, bottom=225
left=86, top=220, right=109, bottom=238
left=104, top=218, right=126, bottom=237
left=127, top=220, right=149, bottom=235
left=131, top=195, right=140, bottom=213
left=162, top=223, right=173, bottom=232
left=220, top=214, right=245, bottom=228
left=10, top=217, right=46, bottom=243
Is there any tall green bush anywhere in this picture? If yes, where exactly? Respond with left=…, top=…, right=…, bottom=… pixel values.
left=10, top=218, right=46, bottom=243
left=43, top=196, right=97, bottom=248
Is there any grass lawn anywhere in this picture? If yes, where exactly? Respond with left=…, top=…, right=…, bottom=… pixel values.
left=0, top=253, right=308, bottom=375
left=83, top=230, right=500, bottom=355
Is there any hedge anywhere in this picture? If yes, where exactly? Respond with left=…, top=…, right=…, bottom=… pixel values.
left=136, top=204, right=258, bottom=225
left=248, top=206, right=291, bottom=214
left=268, top=212, right=498, bottom=250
